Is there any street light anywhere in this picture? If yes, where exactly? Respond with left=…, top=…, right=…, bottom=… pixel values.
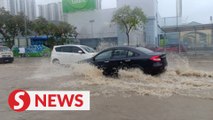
left=89, top=20, right=95, bottom=38
left=24, top=0, right=28, bottom=47
left=176, top=0, right=182, bottom=53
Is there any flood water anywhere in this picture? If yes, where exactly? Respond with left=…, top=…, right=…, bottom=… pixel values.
left=25, top=54, right=213, bottom=99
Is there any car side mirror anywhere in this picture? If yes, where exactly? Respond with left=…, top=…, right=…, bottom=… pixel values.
left=78, top=50, right=84, bottom=54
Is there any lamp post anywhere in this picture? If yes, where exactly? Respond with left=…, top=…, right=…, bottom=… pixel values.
left=24, top=0, right=28, bottom=47
left=89, top=20, right=95, bottom=38
left=176, top=0, right=182, bottom=53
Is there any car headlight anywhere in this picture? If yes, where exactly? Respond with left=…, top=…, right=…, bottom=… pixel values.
left=10, top=52, right=14, bottom=57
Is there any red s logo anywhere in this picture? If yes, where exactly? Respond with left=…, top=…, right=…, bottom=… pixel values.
left=8, top=90, right=30, bottom=112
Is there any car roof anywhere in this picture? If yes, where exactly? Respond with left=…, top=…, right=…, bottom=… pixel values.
left=102, top=46, right=140, bottom=50
left=94, top=46, right=156, bottom=57
left=54, top=44, right=88, bottom=48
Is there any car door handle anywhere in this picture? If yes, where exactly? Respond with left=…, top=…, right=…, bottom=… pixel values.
left=104, top=60, right=109, bottom=63
left=125, top=59, right=131, bottom=62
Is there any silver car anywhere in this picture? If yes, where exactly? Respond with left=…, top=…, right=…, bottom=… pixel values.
left=51, top=44, right=96, bottom=64
left=0, top=46, right=14, bottom=63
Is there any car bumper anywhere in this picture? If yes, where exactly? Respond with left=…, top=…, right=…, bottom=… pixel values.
left=0, top=57, right=14, bottom=63
left=144, top=62, right=167, bottom=75
left=153, top=66, right=166, bottom=72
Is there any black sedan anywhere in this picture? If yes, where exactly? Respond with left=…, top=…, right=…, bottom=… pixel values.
left=84, top=46, right=167, bottom=76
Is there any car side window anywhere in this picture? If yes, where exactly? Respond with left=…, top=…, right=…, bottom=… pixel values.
left=95, top=50, right=112, bottom=61
left=127, top=51, right=139, bottom=57
left=72, top=46, right=83, bottom=53
left=55, top=47, right=62, bottom=52
left=127, top=51, right=134, bottom=57
left=112, top=49, right=127, bottom=59
left=61, top=46, right=72, bottom=53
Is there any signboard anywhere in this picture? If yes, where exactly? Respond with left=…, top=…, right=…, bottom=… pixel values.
left=62, top=0, right=96, bottom=13
left=159, top=35, right=167, bottom=47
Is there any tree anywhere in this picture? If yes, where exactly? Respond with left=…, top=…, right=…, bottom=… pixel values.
left=0, top=8, right=29, bottom=48
left=52, top=22, right=79, bottom=46
left=111, top=6, right=147, bottom=45
left=0, top=8, right=14, bottom=48
left=31, top=17, right=49, bottom=36
left=31, top=17, right=78, bottom=48
left=0, top=9, right=78, bottom=48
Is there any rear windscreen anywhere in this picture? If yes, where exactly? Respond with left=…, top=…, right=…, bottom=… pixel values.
left=136, top=47, right=154, bottom=54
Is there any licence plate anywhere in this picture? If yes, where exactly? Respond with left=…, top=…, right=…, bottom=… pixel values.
left=2, top=55, right=11, bottom=58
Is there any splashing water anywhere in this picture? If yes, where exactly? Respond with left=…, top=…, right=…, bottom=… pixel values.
left=29, top=54, right=213, bottom=99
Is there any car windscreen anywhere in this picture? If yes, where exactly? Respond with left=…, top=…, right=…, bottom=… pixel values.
left=81, top=46, right=95, bottom=53
left=136, top=47, right=154, bottom=54
left=0, top=46, right=10, bottom=52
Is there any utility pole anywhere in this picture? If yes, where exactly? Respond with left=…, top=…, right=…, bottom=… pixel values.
left=89, top=20, right=95, bottom=38
left=24, top=0, right=28, bottom=47
left=176, top=0, right=182, bottom=53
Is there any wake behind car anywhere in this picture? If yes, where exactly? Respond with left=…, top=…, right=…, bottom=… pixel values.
left=84, top=46, right=167, bottom=76
left=51, top=44, right=96, bottom=64
left=0, top=46, right=14, bottom=63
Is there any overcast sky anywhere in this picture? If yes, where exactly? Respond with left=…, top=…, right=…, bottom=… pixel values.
left=159, top=0, right=213, bottom=23
left=36, top=0, right=213, bottom=24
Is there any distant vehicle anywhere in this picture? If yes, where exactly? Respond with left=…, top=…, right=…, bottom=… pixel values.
left=83, top=46, right=167, bottom=76
left=155, top=44, right=187, bottom=53
left=51, top=44, right=96, bottom=64
left=0, top=46, right=14, bottom=63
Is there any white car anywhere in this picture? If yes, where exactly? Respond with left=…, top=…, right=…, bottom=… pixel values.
left=51, top=44, right=96, bottom=64
left=0, top=46, right=14, bottom=63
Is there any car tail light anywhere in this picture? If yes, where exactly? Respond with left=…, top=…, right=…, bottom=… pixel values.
left=150, top=56, right=161, bottom=62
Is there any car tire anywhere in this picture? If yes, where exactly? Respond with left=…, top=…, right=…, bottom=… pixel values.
left=130, top=65, right=144, bottom=71
left=151, top=68, right=166, bottom=76
left=103, top=68, right=119, bottom=77
left=52, top=59, right=60, bottom=65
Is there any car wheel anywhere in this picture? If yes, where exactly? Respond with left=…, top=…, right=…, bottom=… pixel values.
left=52, top=59, right=60, bottom=65
left=130, top=65, right=144, bottom=71
left=103, top=68, right=119, bottom=77
left=151, top=68, right=166, bottom=76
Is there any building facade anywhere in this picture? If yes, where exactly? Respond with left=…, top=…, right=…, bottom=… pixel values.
left=0, top=0, right=10, bottom=10
left=64, top=0, right=160, bottom=47
left=38, top=2, right=63, bottom=21
left=6, top=0, right=36, bottom=20
left=161, top=22, right=213, bottom=48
